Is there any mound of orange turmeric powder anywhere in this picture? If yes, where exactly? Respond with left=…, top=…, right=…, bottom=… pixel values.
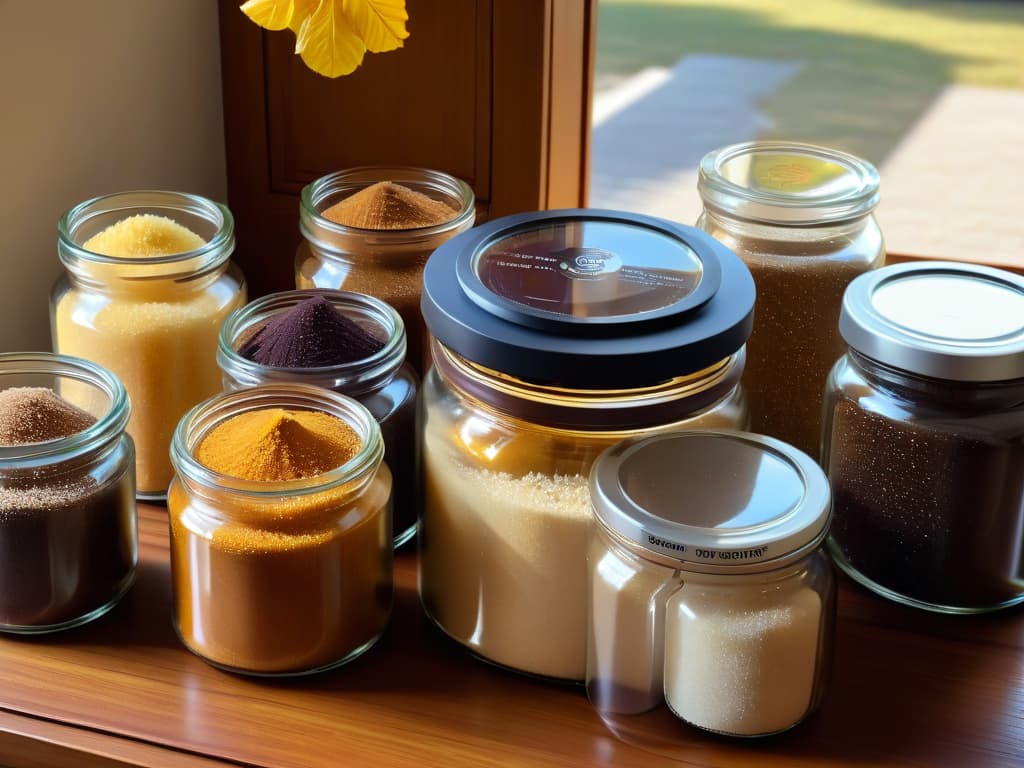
left=196, top=408, right=361, bottom=482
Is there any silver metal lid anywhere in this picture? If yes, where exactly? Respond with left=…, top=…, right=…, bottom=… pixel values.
left=590, top=431, right=831, bottom=568
left=840, top=261, right=1024, bottom=382
left=698, top=141, right=880, bottom=225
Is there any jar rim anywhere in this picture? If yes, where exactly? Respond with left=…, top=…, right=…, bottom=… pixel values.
left=0, top=352, right=130, bottom=466
left=170, top=383, right=384, bottom=498
left=698, top=141, right=880, bottom=225
left=58, top=190, right=235, bottom=273
left=217, top=289, right=407, bottom=395
left=299, top=166, right=476, bottom=247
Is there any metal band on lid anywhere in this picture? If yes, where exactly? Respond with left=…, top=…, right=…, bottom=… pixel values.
left=590, top=431, right=831, bottom=569
left=840, top=261, right=1024, bottom=382
left=421, top=210, right=755, bottom=389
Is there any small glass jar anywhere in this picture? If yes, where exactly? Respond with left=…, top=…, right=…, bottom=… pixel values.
left=217, top=288, right=419, bottom=547
left=823, top=261, right=1024, bottom=614
left=295, top=167, right=476, bottom=375
left=419, top=210, right=756, bottom=681
left=697, top=141, right=884, bottom=458
left=588, top=431, right=835, bottom=741
left=168, top=384, right=392, bottom=675
left=52, top=190, right=246, bottom=500
left=0, top=352, right=137, bottom=633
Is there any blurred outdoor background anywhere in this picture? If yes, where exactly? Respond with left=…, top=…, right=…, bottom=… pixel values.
left=590, top=0, right=1024, bottom=265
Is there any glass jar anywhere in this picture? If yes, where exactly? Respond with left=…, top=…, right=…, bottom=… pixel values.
left=52, top=190, right=246, bottom=500
left=217, top=288, right=419, bottom=547
left=588, top=431, right=835, bottom=741
left=419, top=210, right=756, bottom=681
left=0, top=352, right=136, bottom=633
left=295, top=166, right=476, bottom=375
left=697, top=141, right=884, bottom=458
left=168, top=384, right=392, bottom=675
left=822, top=261, right=1024, bottom=614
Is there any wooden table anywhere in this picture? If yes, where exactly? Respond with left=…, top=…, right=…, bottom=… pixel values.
left=0, top=505, right=1021, bottom=767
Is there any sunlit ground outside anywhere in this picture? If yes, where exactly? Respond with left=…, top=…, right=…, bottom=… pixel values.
left=591, top=0, right=1024, bottom=265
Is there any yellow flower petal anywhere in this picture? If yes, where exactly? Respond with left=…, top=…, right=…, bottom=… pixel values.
left=295, top=0, right=367, bottom=77
left=288, top=0, right=320, bottom=35
left=342, top=0, right=408, bottom=53
left=240, top=0, right=296, bottom=31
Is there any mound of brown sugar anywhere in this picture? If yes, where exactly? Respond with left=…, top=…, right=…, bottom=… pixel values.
left=321, top=181, right=457, bottom=230
left=0, top=387, right=97, bottom=445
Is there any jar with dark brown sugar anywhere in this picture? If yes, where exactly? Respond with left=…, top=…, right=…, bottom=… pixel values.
left=698, top=141, right=884, bottom=458
left=0, top=353, right=136, bottom=633
left=822, top=261, right=1024, bottom=614
left=217, top=289, right=419, bottom=548
left=295, top=167, right=476, bottom=375
left=419, top=210, right=755, bottom=681
left=168, top=384, right=392, bottom=675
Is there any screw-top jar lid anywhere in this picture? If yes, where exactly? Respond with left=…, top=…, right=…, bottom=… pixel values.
left=840, top=261, right=1024, bottom=382
left=590, top=431, right=831, bottom=569
left=698, top=141, right=880, bottom=225
left=421, top=210, right=755, bottom=388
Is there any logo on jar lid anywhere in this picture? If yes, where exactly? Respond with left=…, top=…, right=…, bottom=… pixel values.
left=556, top=247, right=622, bottom=279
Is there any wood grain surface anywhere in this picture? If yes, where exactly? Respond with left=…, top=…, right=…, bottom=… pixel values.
left=0, top=505, right=1021, bottom=767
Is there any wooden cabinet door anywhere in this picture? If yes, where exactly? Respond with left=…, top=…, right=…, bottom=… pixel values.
left=218, top=0, right=595, bottom=296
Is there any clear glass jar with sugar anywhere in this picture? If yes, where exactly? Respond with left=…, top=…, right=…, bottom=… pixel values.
left=52, top=191, right=246, bottom=500
left=295, top=167, right=475, bottom=375
left=419, top=210, right=755, bottom=681
left=697, top=141, right=884, bottom=458
left=587, top=431, right=835, bottom=741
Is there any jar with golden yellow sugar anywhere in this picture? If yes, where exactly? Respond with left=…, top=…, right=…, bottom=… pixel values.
left=418, top=210, right=756, bottom=681
left=51, top=191, right=246, bottom=500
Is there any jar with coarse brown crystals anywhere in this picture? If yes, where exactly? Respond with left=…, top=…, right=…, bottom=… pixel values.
left=697, top=142, right=884, bottom=458
left=168, top=384, right=392, bottom=676
left=295, top=167, right=475, bottom=376
left=419, top=210, right=755, bottom=681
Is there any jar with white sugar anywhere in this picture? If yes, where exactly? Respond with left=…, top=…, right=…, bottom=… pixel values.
left=588, top=430, right=834, bottom=739
left=419, top=210, right=756, bottom=681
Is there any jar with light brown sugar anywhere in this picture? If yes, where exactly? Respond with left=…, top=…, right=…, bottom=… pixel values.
left=168, top=384, right=392, bottom=676
left=697, top=142, right=884, bottom=458
left=295, top=167, right=475, bottom=375
left=419, top=210, right=755, bottom=681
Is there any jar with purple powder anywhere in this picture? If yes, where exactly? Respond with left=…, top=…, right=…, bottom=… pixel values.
left=217, top=289, right=419, bottom=547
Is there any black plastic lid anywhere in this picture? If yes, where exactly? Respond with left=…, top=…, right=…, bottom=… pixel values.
left=421, top=210, right=755, bottom=387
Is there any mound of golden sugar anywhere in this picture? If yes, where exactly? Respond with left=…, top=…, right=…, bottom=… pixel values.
left=196, top=408, right=362, bottom=482
left=321, top=181, right=458, bottom=230
left=83, top=214, right=206, bottom=256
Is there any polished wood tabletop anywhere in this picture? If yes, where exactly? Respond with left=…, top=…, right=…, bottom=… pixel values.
left=0, top=504, right=1021, bottom=767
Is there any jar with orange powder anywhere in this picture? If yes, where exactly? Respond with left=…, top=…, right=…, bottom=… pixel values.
left=168, top=384, right=392, bottom=676
left=52, top=191, right=246, bottom=500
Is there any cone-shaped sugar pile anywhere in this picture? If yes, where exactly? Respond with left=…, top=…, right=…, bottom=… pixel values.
left=196, top=408, right=361, bottom=482
left=0, top=387, right=97, bottom=445
left=84, top=214, right=206, bottom=256
left=321, top=181, right=457, bottom=230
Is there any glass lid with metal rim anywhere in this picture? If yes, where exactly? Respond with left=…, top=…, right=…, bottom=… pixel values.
left=421, top=209, right=756, bottom=389
left=590, top=430, right=831, bottom=567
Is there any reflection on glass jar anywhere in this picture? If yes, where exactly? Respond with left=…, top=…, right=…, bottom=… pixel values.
left=0, top=353, right=136, bottom=634
left=587, top=431, right=835, bottom=742
left=52, top=191, right=246, bottom=500
left=295, top=167, right=475, bottom=375
left=217, top=289, right=419, bottom=548
left=419, top=210, right=755, bottom=681
left=697, top=141, right=884, bottom=458
left=823, top=261, right=1024, bottom=613
left=168, top=384, right=392, bottom=676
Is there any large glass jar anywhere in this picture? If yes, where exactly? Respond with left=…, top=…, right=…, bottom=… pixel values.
left=823, top=261, right=1024, bottom=614
left=419, top=210, right=756, bottom=681
left=697, top=141, right=884, bottom=458
left=295, top=167, right=475, bottom=375
left=587, top=431, right=835, bottom=741
left=52, top=191, right=246, bottom=500
left=168, top=384, right=393, bottom=676
left=0, top=353, right=136, bottom=633
left=217, top=288, right=419, bottom=547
